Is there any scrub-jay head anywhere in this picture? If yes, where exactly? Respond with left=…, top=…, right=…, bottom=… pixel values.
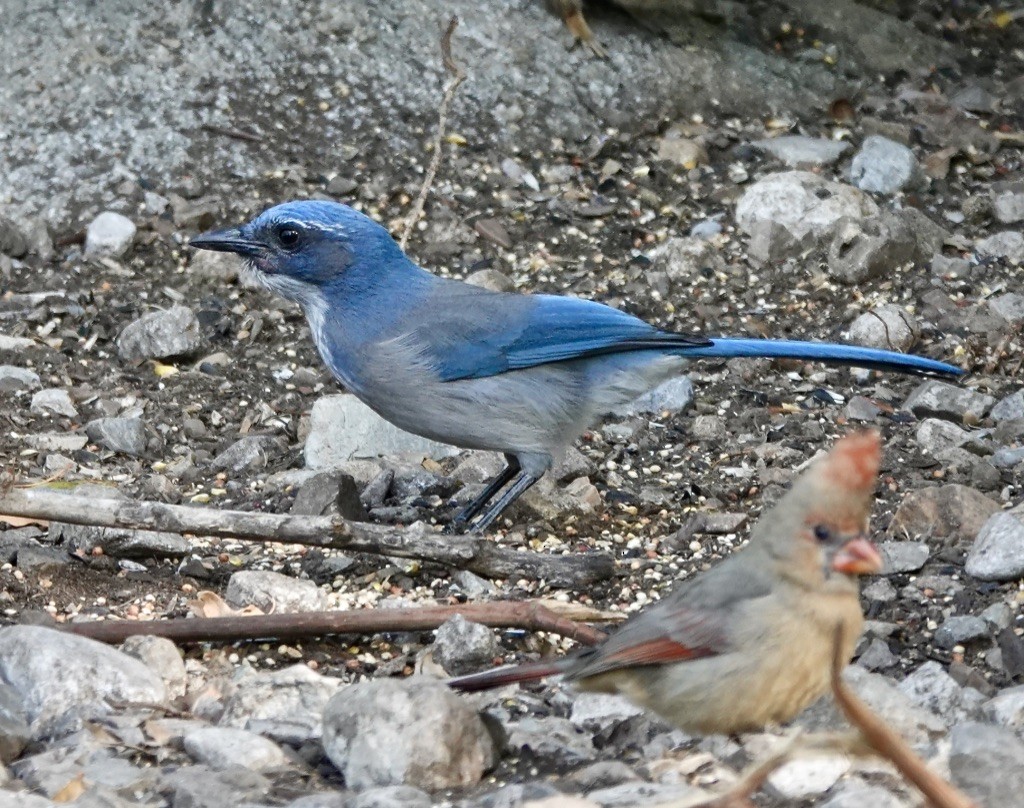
left=190, top=200, right=408, bottom=304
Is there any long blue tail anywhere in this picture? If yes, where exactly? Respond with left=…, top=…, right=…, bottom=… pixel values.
left=682, top=338, right=962, bottom=377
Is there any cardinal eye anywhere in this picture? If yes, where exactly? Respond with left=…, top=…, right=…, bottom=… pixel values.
left=812, top=524, right=832, bottom=543
left=277, top=226, right=301, bottom=250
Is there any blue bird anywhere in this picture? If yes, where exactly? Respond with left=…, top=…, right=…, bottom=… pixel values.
left=191, top=201, right=962, bottom=533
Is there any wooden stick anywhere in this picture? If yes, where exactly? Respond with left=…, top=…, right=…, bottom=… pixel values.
left=830, top=626, right=978, bottom=808
left=61, top=600, right=608, bottom=647
left=399, top=15, right=466, bottom=250
left=0, top=488, right=616, bottom=587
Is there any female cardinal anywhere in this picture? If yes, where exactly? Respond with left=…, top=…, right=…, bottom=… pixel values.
left=450, top=432, right=884, bottom=735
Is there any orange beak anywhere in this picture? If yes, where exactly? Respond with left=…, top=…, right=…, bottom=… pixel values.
left=832, top=536, right=883, bottom=575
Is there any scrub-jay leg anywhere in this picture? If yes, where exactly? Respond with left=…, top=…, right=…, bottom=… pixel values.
left=469, top=471, right=541, bottom=534
left=446, top=454, right=521, bottom=533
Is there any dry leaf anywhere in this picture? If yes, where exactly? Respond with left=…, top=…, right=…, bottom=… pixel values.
left=53, top=773, right=87, bottom=803
left=187, top=590, right=264, bottom=619
left=0, top=514, right=49, bottom=528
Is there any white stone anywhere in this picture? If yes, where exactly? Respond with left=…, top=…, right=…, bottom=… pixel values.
left=735, top=171, right=878, bottom=243
left=965, top=511, right=1024, bottom=581
left=767, top=754, right=850, bottom=799
left=225, top=570, right=328, bottom=613
left=29, top=388, right=78, bottom=417
left=304, top=394, right=459, bottom=468
left=84, top=211, right=136, bottom=258
left=0, top=625, right=166, bottom=738
left=183, top=727, right=290, bottom=771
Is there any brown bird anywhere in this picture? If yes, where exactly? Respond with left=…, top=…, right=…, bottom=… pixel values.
left=451, top=432, right=884, bottom=735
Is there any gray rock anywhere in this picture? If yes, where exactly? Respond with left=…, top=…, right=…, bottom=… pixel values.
left=322, top=678, right=495, bottom=790
left=981, top=602, right=1014, bottom=631
left=13, top=741, right=162, bottom=800
left=844, top=395, right=882, bottom=422
left=992, top=181, right=1024, bottom=224
left=586, top=782, right=706, bottom=806
left=857, top=638, right=897, bottom=670
left=983, top=684, right=1024, bottom=730
left=49, top=522, right=189, bottom=559
left=652, top=236, right=726, bottom=281
left=451, top=570, right=494, bottom=598
left=826, top=211, right=930, bottom=284
left=226, top=570, right=328, bottom=613
left=352, top=786, right=431, bottom=808
left=897, top=661, right=967, bottom=724
left=610, top=376, right=693, bottom=416
left=0, top=625, right=165, bottom=739
left=504, top=716, right=595, bottom=767
left=862, top=578, right=897, bottom=603
left=888, top=484, right=999, bottom=546
left=162, top=764, right=271, bottom=808
left=29, top=388, right=77, bottom=417
left=569, top=692, right=645, bottom=731
left=24, top=433, right=89, bottom=453
left=304, top=394, right=458, bottom=468
left=821, top=781, right=909, bottom=808
left=184, top=727, right=290, bottom=771
left=432, top=614, right=500, bottom=676
left=976, top=231, right=1024, bottom=264
left=751, top=135, right=850, bottom=168
left=735, top=171, right=878, bottom=260
left=210, top=435, right=281, bottom=472
left=949, top=721, right=1024, bottom=808
left=190, top=248, right=241, bottom=283
left=220, top=664, right=342, bottom=744
left=991, top=389, right=1024, bottom=422
left=846, top=305, right=918, bottom=351
left=0, top=682, right=31, bottom=764
left=915, top=418, right=969, bottom=454
left=903, top=381, right=995, bottom=423
left=0, top=215, right=29, bottom=257
left=0, top=333, right=35, bottom=351
left=0, top=365, right=41, bottom=392
left=291, top=471, right=368, bottom=521
left=965, top=511, right=1024, bottom=581
left=568, top=761, right=640, bottom=790
left=84, top=211, right=136, bottom=258
left=849, top=135, right=922, bottom=194
left=115, top=304, right=202, bottom=361
left=85, top=416, right=147, bottom=456
left=879, top=541, right=929, bottom=573
left=119, top=635, right=187, bottom=699
left=797, top=666, right=945, bottom=747
left=518, top=475, right=602, bottom=522
left=931, top=253, right=972, bottom=279
left=935, top=616, right=989, bottom=649
left=991, top=444, right=1024, bottom=469
left=989, top=294, right=1024, bottom=326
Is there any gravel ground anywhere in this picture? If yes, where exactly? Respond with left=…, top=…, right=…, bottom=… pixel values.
left=0, top=1, right=1023, bottom=806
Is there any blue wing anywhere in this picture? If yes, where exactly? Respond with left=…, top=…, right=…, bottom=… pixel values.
left=417, top=290, right=709, bottom=383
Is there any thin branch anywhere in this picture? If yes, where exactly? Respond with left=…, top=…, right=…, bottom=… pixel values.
left=0, top=488, right=616, bottom=587
left=60, top=600, right=609, bottom=647
left=830, top=625, right=978, bottom=808
left=399, top=15, right=467, bottom=250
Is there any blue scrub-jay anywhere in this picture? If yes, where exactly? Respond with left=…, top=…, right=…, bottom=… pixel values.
left=191, top=201, right=961, bottom=533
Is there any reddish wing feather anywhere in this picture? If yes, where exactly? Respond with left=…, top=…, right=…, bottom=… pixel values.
left=595, top=636, right=718, bottom=668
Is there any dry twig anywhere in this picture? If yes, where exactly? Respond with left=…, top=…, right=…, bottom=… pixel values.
left=62, top=600, right=609, bottom=647
left=399, top=15, right=466, bottom=250
left=829, top=625, right=978, bottom=808
left=0, top=487, right=615, bottom=587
